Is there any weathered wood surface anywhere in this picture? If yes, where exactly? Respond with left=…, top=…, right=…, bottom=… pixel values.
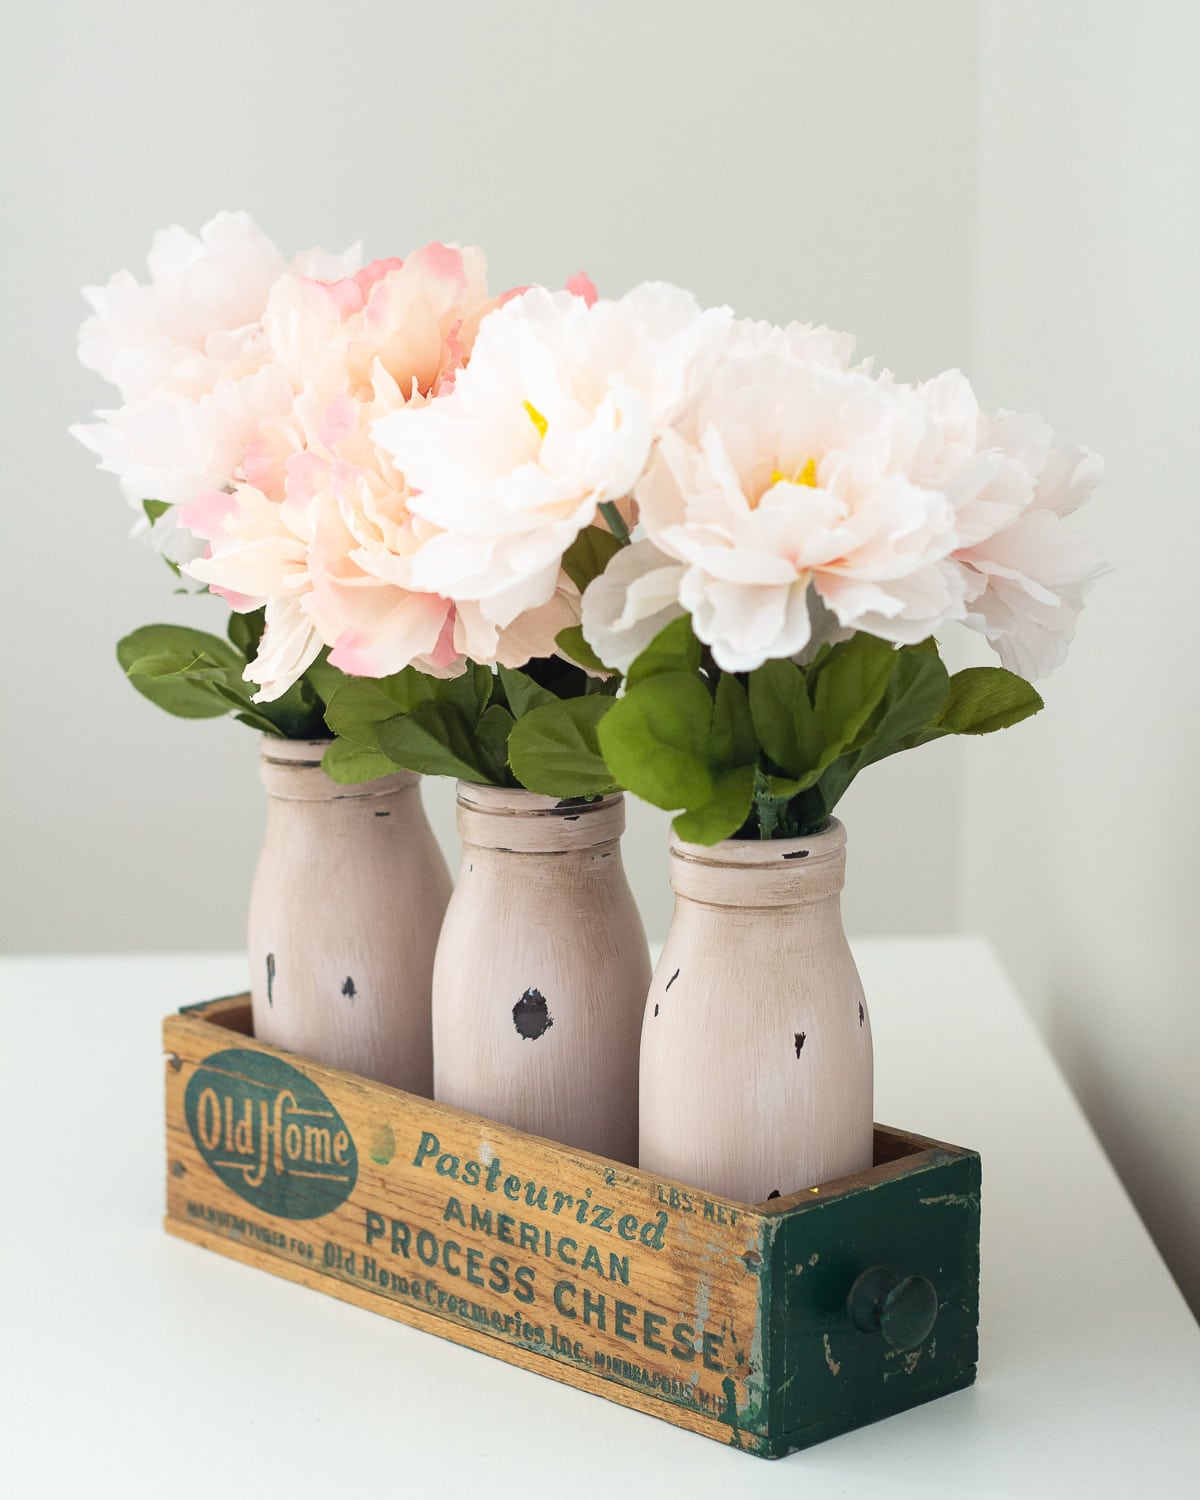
left=164, top=996, right=980, bottom=1457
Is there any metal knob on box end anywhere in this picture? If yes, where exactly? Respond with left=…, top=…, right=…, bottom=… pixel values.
left=847, top=1265, right=939, bottom=1351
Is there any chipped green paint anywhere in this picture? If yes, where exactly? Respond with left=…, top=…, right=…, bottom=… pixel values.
left=761, top=1147, right=981, bottom=1457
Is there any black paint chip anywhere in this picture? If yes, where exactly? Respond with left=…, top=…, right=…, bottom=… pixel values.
left=767, top=1189, right=780, bottom=1200
left=653, top=1003, right=660, bottom=1017
left=342, top=976, right=357, bottom=1001
left=513, top=987, right=553, bottom=1040
left=858, top=1001, right=865, bottom=1027
left=665, top=968, right=680, bottom=992
left=794, top=1031, right=807, bottom=1056
left=783, top=849, right=810, bottom=860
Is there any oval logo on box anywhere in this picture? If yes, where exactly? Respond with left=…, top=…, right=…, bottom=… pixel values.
left=184, top=1048, right=357, bottom=1220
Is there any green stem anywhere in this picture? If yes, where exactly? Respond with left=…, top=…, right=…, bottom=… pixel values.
left=598, top=501, right=631, bottom=545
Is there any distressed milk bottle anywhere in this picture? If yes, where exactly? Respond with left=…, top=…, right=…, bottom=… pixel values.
left=432, top=783, right=651, bottom=1163
left=248, top=737, right=452, bottom=1092
left=639, top=818, right=873, bottom=1202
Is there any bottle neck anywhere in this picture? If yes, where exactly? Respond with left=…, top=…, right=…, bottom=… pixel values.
left=258, top=737, right=420, bottom=804
left=455, top=782, right=626, bottom=854
left=669, top=820, right=848, bottom=909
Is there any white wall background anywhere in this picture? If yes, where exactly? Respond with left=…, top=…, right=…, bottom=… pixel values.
left=1, top=1, right=1195, bottom=1309
left=968, top=0, right=1200, bottom=1313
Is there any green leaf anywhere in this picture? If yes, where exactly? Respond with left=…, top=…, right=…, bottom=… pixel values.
left=251, top=673, right=325, bottom=740
left=321, top=737, right=398, bottom=785
left=561, top=525, right=623, bottom=592
left=598, top=673, right=715, bottom=810
left=673, top=764, right=757, bottom=845
left=625, top=615, right=702, bottom=687
left=710, top=674, right=758, bottom=768
left=227, top=608, right=266, bottom=661
left=816, top=647, right=951, bottom=811
left=476, top=703, right=517, bottom=784
left=866, top=648, right=952, bottom=754
left=125, top=652, right=227, bottom=683
left=232, top=709, right=289, bottom=737
left=554, top=625, right=609, bottom=676
left=749, top=636, right=900, bottom=790
left=303, top=651, right=351, bottom=706
left=377, top=702, right=491, bottom=781
left=748, top=658, right=811, bottom=775
left=438, top=662, right=495, bottom=721
left=324, top=672, right=437, bottom=744
left=496, top=665, right=558, bottom=719
left=810, top=633, right=899, bottom=753
left=933, top=667, right=1044, bottom=736
left=117, top=625, right=245, bottom=720
left=507, top=696, right=617, bottom=797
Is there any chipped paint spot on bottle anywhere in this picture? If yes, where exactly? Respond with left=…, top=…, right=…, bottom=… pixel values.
left=512, top=987, right=553, bottom=1040
left=342, top=976, right=357, bottom=1002
left=783, top=848, right=810, bottom=860
left=858, top=1001, right=865, bottom=1027
left=653, top=1003, right=660, bottom=1017
left=374, top=810, right=390, bottom=817
left=823, top=1333, right=841, bottom=1376
left=665, top=968, right=680, bottom=992
left=794, top=1031, right=806, bottom=1056
left=266, top=953, right=276, bottom=1007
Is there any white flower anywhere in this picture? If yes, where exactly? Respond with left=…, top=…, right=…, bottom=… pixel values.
left=580, top=538, right=686, bottom=672
left=373, top=282, right=732, bottom=626
left=629, top=355, right=966, bottom=672
left=725, top=314, right=858, bottom=370
left=915, top=375, right=1108, bottom=678
left=76, top=212, right=358, bottom=402
left=71, top=213, right=359, bottom=563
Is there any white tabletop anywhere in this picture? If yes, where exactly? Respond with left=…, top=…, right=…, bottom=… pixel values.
left=2, top=939, right=1197, bottom=1498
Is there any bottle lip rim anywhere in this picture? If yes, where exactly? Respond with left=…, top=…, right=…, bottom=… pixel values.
left=258, top=735, right=334, bottom=768
left=670, top=817, right=846, bottom=868
left=455, top=780, right=624, bottom=818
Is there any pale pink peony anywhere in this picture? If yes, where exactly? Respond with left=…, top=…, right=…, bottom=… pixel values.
left=373, top=282, right=733, bottom=628
left=71, top=212, right=360, bottom=565
left=181, top=244, right=577, bottom=699
left=619, top=354, right=967, bottom=672
left=914, top=373, right=1108, bottom=678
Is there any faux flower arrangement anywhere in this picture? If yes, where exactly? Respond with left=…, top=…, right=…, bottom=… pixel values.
left=74, top=212, right=1104, bottom=835
left=73, top=213, right=1105, bottom=1197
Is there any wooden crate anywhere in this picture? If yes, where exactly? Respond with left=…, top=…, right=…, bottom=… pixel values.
left=163, top=994, right=980, bottom=1458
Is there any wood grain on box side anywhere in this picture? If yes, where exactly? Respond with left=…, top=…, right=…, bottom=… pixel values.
left=163, top=1002, right=772, bottom=1452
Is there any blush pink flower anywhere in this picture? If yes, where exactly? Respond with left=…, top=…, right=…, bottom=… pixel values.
left=71, top=212, right=360, bottom=565
left=180, top=244, right=578, bottom=698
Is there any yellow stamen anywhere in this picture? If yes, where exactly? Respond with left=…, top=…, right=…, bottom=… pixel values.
left=771, top=457, right=819, bottom=488
left=524, top=400, right=548, bottom=440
